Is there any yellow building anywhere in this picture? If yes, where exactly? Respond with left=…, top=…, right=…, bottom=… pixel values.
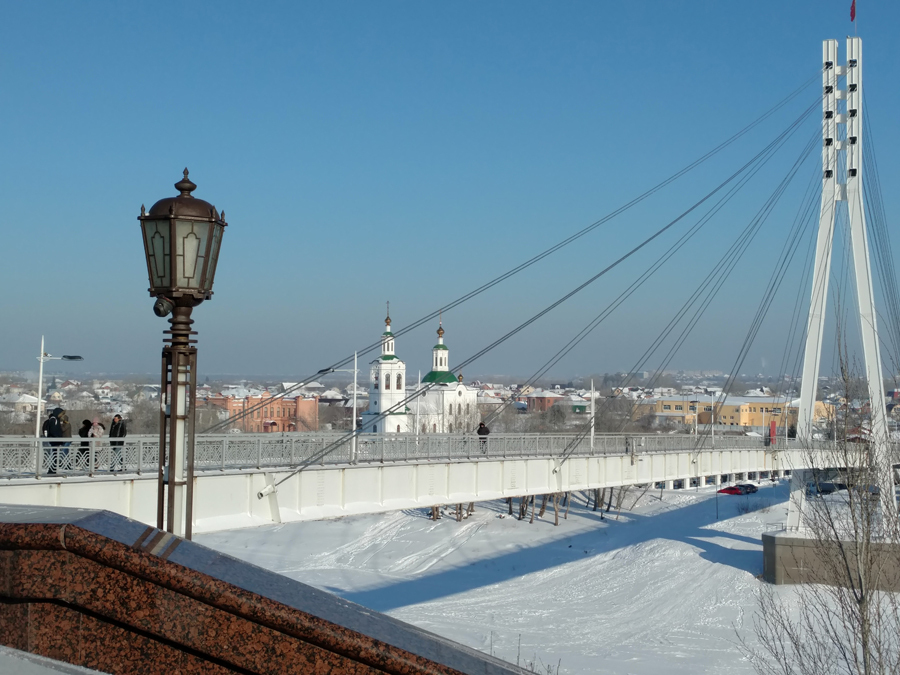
left=633, top=396, right=834, bottom=430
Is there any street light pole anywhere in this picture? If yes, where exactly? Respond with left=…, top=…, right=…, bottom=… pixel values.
left=690, top=400, right=698, bottom=436
left=139, top=169, right=227, bottom=539
left=34, top=336, right=45, bottom=440
left=32, top=336, right=83, bottom=478
left=34, top=336, right=84, bottom=438
left=161, top=306, right=198, bottom=538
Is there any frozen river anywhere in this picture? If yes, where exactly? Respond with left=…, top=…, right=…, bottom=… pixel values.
left=198, top=482, right=790, bottom=674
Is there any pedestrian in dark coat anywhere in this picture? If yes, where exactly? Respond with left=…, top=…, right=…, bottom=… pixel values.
left=44, top=407, right=64, bottom=474
left=46, top=409, right=63, bottom=438
left=58, top=410, right=73, bottom=471
left=77, top=419, right=91, bottom=468
left=477, top=421, right=490, bottom=453
left=41, top=411, right=54, bottom=438
left=109, top=414, right=127, bottom=471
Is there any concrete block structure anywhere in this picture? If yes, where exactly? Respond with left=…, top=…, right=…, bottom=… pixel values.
left=763, top=530, right=900, bottom=591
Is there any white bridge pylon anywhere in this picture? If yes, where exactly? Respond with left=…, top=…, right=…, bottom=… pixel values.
left=788, top=37, right=893, bottom=529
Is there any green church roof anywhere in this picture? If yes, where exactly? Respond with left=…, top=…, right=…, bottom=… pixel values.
left=433, top=344, right=449, bottom=350
left=422, top=370, right=459, bottom=384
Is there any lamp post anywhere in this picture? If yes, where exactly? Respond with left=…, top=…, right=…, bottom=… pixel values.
left=690, top=400, right=698, bottom=436
left=33, top=336, right=83, bottom=438
left=138, top=169, right=227, bottom=539
left=33, top=337, right=83, bottom=479
left=34, top=335, right=84, bottom=478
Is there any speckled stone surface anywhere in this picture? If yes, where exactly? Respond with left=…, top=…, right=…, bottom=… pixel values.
left=0, top=505, right=525, bottom=675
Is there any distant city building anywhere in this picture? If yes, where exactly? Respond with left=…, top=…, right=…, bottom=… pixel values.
left=207, top=391, right=318, bottom=433
left=524, top=389, right=563, bottom=413
left=632, top=395, right=834, bottom=430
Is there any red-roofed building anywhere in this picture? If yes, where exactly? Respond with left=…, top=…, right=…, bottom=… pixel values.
left=207, top=391, right=318, bottom=433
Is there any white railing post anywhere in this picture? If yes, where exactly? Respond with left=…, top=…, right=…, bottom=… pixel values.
left=34, top=438, right=41, bottom=478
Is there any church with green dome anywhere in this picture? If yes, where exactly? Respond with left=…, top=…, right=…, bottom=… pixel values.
left=422, top=324, right=461, bottom=384
left=362, top=310, right=479, bottom=435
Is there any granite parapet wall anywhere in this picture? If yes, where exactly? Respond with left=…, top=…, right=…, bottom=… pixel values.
left=0, top=505, right=524, bottom=675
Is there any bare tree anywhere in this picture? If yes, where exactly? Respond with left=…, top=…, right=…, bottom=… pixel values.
left=127, top=400, right=160, bottom=434
left=485, top=404, right=522, bottom=432
left=742, top=359, right=900, bottom=675
left=318, top=404, right=349, bottom=431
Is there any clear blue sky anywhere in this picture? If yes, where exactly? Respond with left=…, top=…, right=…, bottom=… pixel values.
left=3, top=1, right=899, bottom=382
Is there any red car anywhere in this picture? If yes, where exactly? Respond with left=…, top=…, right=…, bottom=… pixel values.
left=717, top=486, right=743, bottom=495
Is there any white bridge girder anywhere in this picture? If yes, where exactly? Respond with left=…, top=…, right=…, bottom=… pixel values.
left=0, top=446, right=799, bottom=533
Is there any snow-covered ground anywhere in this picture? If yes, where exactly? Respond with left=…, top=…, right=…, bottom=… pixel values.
left=198, top=482, right=791, bottom=674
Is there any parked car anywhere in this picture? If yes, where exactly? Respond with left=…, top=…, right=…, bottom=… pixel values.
left=737, top=483, right=758, bottom=494
left=717, top=486, right=743, bottom=495
left=806, top=481, right=839, bottom=496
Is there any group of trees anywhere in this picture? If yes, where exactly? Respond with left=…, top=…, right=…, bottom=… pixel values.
left=0, top=400, right=224, bottom=437
left=483, top=396, right=662, bottom=435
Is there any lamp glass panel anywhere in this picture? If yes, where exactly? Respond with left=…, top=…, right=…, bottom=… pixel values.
left=203, top=222, right=224, bottom=292
left=141, top=219, right=170, bottom=290
left=174, top=219, right=210, bottom=290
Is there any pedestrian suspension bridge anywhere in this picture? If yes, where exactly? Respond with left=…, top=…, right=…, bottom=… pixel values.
left=3, top=37, right=898, bottom=539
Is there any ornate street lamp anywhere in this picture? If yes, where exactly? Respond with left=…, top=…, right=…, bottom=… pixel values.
left=139, top=169, right=227, bottom=538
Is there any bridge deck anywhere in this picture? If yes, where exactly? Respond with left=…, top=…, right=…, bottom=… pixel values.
left=0, top=432, right=800, bottom=479
left=0, top=433, right=807, bottom=533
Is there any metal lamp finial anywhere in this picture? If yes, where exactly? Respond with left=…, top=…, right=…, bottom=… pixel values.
left=175, top=168, right=197, bottom=197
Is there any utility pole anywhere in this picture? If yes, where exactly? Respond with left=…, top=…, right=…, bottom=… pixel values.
left=590, top=379, right=595, bottom=452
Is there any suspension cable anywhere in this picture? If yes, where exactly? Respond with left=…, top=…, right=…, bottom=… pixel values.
left=554, top=126, right=820, bottom=467
left=269, top=97, right=824, bottom=486
left=203, top=78, right=822, bottom=434
left=484, top=101, right=820, bottom=426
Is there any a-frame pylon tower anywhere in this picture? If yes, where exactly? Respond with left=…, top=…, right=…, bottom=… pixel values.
left=788, top=37, right=893, bottom=529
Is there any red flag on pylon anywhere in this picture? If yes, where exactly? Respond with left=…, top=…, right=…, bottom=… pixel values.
left=851, top=0, right=856, bottom=21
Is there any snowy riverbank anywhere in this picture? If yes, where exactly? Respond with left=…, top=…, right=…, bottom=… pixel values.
left=198, top=481, right=790, bottom=674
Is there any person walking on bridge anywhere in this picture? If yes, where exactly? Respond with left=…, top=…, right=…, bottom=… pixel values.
left=477, top=421, right=490, bottom=453
left=109, top=414, right=126, bottom=472
left=77, top=419, right=92, bottom=469
left=44, top=408, right=64, bottom=474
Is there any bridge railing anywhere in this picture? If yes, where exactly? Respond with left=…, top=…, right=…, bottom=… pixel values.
left=0, top=432, right=800, bottom=479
